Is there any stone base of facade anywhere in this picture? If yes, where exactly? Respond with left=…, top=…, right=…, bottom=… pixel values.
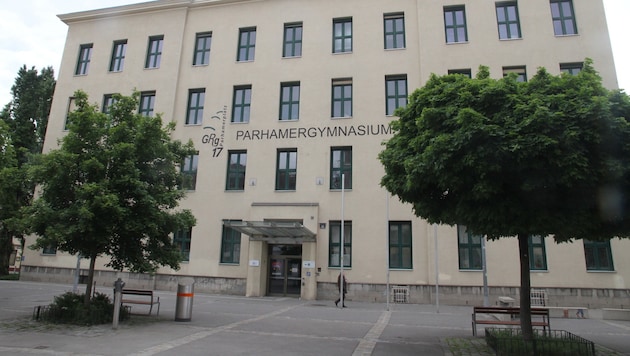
left=20, top=265, right=629, bottom=309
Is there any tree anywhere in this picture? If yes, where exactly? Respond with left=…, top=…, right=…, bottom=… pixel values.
left=379, top=60, right=630, bottom=341
left=25, top=90, right=197, bottom=304
left=0, top=65, right=56, bottom=275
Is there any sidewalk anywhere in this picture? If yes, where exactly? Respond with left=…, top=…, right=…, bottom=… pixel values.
left=1, top=280, right=629, bottom=355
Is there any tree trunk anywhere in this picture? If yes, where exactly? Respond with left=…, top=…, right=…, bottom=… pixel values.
left=518, top=233, right=533, bottom=341
left=83, top=254, right=97, bottom=306
left=0, top=230, right=13, bottom=276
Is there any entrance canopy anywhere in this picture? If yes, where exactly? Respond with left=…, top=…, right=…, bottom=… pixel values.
left=223, top=221, right=317, bottom=243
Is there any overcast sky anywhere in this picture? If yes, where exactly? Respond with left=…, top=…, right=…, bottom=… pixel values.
left=0, top=0, right=628, bottom=107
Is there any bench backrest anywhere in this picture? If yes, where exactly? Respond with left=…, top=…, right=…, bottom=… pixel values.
left=473, top=306, right=549, bottom=316
left=122, top=289, right=153, bottom=296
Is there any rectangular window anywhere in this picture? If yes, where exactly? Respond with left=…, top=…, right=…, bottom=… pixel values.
left=496, top=2, right=521, bottom=40
left=329, top=221, right=352, bottom=267
left=232, top=85, right=252, bottom=123
left=145, top=35, right=164, bottom=69
left=385, top=75, right=408, bottom=115
left=584, top=240, right=614, bottom=271
left=332, top=78, right=352, bottom=118
left=389, top=221, right=412, bottom=269
left=279, top=82, right=300, bottom=121
left=448, top=68, right=472, bottom=78
left=75, top=44, right=93, bottom=75
left=109, top=40, right=127, bottom=72
left=64, top=96, right=77, bottom=130
left=529, top=235, right=548, bottom=270
left=181, top=153, right=199, bottom=190
left=503, top=66, right=527, bottom=82
left=560, top=62, right=583, bottom=75
left=102, top=94, right=117, bottom=114
left=333, top=18, right=352, bottom=53
left=139, top=91, right=156, bottom=117
left=458, top=225, right=482, bottom=270
left=226, top=150, right=247, bottom=190
left=330, top=147, right=352, bottom=189
left=444, top=6, right=468, bottom=43
left=193, top=32, right=212, bottom=65
left=237, top=27, right=256, bottom=61
left=173, top=228, right=192, bottom=262
left=186, top=89, right=205, bottom=125
left=283, top=23, right=303, bottom=57
left=221, top=221, right=242, bottom=264
left=276, top=149, right=297, bottom=190
left=550, top=0, right=577, bottom=35
left=384, top=13, right=405, bottom=49
left=42, top=244, right=57, bottom=255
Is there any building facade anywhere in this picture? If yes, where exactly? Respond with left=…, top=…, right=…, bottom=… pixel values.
left=21, top=0, right=630, bottom=308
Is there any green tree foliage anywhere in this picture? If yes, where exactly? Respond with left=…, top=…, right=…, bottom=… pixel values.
left=0, top=65, right=55, bottom=275
left=25, top=90, right=197, bottom=304
left=379, top=60, right=630, bottom=340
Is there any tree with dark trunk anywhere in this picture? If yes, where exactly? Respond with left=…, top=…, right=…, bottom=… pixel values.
left=379, top=60, right=630, bottom=341
left=0, top=65, right=55, bottom=275
left=25, top=90, right=196, bottom=305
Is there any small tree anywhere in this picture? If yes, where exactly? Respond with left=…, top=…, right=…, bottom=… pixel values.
left=379, top=60, right=630, bottom=341
left=25, top=90, right=196, bottom=304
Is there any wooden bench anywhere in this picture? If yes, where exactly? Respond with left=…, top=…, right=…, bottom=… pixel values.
left=472, top=306, right=550, bottom=336
left=121, top=289, right=160, bottom=316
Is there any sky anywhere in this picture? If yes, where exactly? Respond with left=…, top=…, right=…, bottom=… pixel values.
left=0, top=0, right=628, bottom=107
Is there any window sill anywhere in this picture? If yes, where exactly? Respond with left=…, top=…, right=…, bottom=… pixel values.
left=184, top=123, right=202, bottom=127
left=332, top=51, right=353, bottom=55
left=108, top=70, right=124, bottom=73
left=445, top=41, right=469, bottom=45
left=192, top=63, right=210, bottom=67
left=384, top=47, right=406, bottom=51
left=388, top=268, right=413, bottom=271
left=219, top=262, right=240, bottom=266
left=331, top=116, right=353, bottom=120
left=554, top=33, right=579, bottom=38
left=459, top=269, right=482, bottom=272
left=498, top=37, right=523, bottom=41
left=586, top=269, right=616, bottom=273
left=282, top=55, right=302, bottom=59
left=236, top=59, right=255, bottom=63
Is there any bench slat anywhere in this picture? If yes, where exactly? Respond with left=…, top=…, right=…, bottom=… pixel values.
left=120, top=289, right=160, bottom=316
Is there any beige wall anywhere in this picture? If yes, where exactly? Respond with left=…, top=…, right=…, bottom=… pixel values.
left=22, top=0, right=629, bottom=304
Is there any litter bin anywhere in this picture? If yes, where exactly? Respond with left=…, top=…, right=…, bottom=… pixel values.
left=175, top=277, right=195, bottom=322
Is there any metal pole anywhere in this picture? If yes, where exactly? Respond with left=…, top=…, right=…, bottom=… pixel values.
left=434, top=224, right=439, bottom=313
left=482, top=237, right=489, bottom=307
left=339, top=173, right=345, bottom=308
left=386, top=192, right=390, bottom=311
left=73, top=254, right=80, bottom=293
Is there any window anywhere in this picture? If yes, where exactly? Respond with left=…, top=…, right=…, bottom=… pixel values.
left=332, top=79, right=352, bottom=118
left=283, top=23, right=303, bottom=57
left=181, top=153, right=199, bottom=190
left=221, top=221, right=242, bottom=264
left=330, top=147, right=352, bottom=189
left=232, top=86, right=252, bottom=123
left=109, top=40, right=127, bottom=72
left=186, top=89, right=205, bottom=125
left=42, top=244, right=57, bottom=255
left=279, top=82, right=300, bottom=121
left=496, top=2, right=521, bottom=40
left=550, top=0, right=577, bottom=35
left=193, top=32, right=212, bottom=65
left=503, top=66, right=527, bottom=82
left=529, top=235, right=548, bottom=270
left=173, top=228, right=191, bottom=262
left=145, top=35, right=164, bottom=68
left=75, top=44, right=93, bottom=75
left=584, top=240, right=614, bottom=271
left=226, top=151, right=247, bottom=190
left=389, top=221, right=412, bottom=269
left=276, top=149, right=297, bottom=190
left=385, top=75, right=408, bottom=115
left=384, top=13, right=405, bottom=49
left=458, top=225, right=482, bottom=270
left=329, top=221, right=352, bottom=267
left=444, top=6, right=468, bottom=43
left=139, top=91, right=156, bottom=117
left=333, top=18, right=352, bottom=53
left=64, top=96, right=77, bottom=130
left=102, top=94, right=117, bottom=114
left=448, top=69, right=472, bottom=78
left=560, top=62, right=583, bottom=75
left=237, top=27, right=256, bottom=61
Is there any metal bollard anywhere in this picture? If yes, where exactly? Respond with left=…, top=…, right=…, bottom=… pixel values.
left=175, top=277, right=195, bottom=322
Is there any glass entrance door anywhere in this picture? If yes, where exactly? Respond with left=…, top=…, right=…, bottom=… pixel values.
left=268, top=245, right=302, bottom=296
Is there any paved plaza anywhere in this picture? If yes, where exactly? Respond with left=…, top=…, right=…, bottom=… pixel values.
left=0, top=280, right=629, bottom=355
